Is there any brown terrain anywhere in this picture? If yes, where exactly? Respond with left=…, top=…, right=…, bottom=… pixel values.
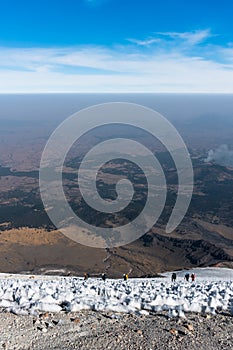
left=0, top=120, right=232, bottom=277
left=0, top=223, right=232, bottom=278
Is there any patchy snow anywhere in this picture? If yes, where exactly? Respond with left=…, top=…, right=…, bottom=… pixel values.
left=0, top=268, right=232, bottom=317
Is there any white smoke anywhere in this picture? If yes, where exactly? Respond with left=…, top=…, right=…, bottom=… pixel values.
left=205, top=144, right=233, bottom=167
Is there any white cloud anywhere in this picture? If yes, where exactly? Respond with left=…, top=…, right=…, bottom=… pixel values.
left=127, top=38, right=161, bottom=46
left=156, top=29, right=212, bottom=45
left=128, top=30, right=212, bottom=47
left=0, top=30, right=233, bottom=93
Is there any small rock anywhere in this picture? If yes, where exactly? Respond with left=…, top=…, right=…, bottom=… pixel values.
left=169, top=328, right=178, bottom=336
left=45, top=321, right=53, bottom=328
left=177, top=336, right=184, bottom=342
left=78, top=331, right=89, bottom=337
left=37, top=326, right=47, bottom=333
left=110, top=314, right=121, bottom=319
left=70, top=317, right=80, bottom=323
left=33, top=319, right=41, bottom=326
left=205, top=314, right=211, bottom=319
left=57, top=319, right=65, bottom=325
left=178, top=328, right=188, bottom=336
left=52, top=320, right=59, bottom=326
left=40, top=312, right=50, bottom=318
left=184, top=324, right=194, bottom=332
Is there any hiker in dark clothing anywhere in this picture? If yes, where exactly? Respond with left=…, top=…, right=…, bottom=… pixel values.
left=123, top=273, right=128, bottom=281
left=185, top=273, right=190, bottom=282
left=101, top=273, right=106, bottom=281
left=191, top=273, right=196, bottom=282
left=84, top=273, right=89, bottom=280
left=171, top=273, right=177, bottom=282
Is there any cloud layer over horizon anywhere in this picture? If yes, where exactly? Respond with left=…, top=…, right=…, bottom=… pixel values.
left=1, top=29, right=233, bottom=93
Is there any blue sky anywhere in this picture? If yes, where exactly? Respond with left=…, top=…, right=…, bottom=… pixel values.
left=0, top=0, right=233, bottom=92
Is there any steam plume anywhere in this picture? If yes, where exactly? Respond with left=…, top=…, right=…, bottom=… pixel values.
left=205, top=144, right=233, bottom=167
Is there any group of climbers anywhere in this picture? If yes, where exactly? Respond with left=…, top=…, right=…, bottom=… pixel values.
left=84, top=271, right=196, bottom=282
left=184, top=272, right=196, bottom=282
left=171, top=272, right=196, bottom=282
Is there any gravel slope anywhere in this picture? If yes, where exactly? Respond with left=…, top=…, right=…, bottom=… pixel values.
left=0, top=309, right=232, bottom=350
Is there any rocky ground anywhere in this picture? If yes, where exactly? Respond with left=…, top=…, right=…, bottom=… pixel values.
left=0, top=309, right=232, bottom=350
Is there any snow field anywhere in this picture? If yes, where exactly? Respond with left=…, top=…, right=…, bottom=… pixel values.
left=0, top=268, right=232, bottom=317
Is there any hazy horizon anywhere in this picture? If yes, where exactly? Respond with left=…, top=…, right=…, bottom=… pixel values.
left=0, top=93, right=233, bottom=124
